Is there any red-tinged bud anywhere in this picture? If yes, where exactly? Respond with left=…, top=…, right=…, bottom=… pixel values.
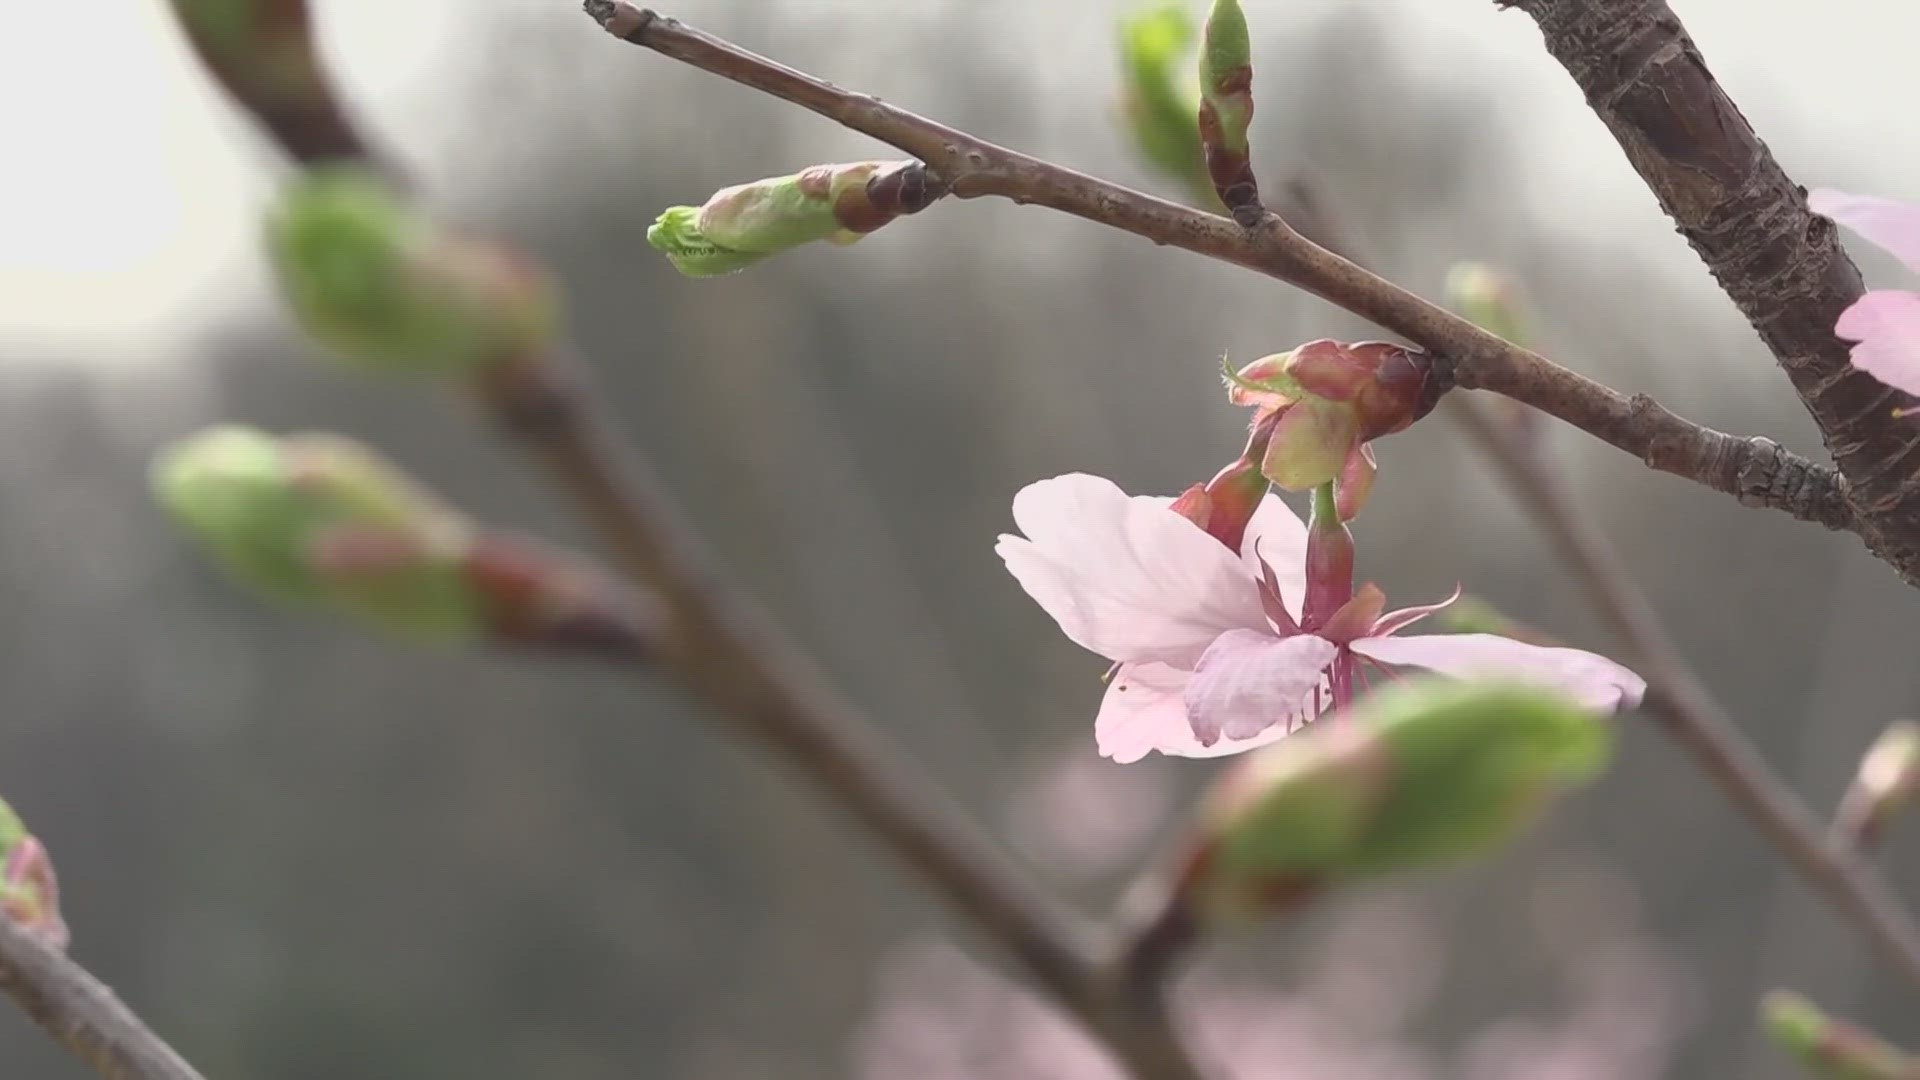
left=1227, top=341, right=1444, bottom=508
left=0, top=800, right=66, bottom=950
left=1302, top=483, right=1355, bottom=628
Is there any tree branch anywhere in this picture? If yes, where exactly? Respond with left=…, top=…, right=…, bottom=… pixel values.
left=0, top=917, right=206, bottom=1080
left=1496, top=0, right=1920, bottom=584
left=164, top=5, right=1211, bottom=1075
left=1451, top=395, right=1920, bottom=992
left=582, top=1, right=1856, bottom=539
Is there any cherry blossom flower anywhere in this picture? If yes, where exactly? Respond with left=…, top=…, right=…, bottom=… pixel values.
left=997, top=474, right=1645, bottom=762
left=1808, top=189, right=1920, bottom=396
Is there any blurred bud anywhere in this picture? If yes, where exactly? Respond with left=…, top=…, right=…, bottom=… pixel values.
left=268, top=169, right=556, bottom=377
left=1762, top=990, right=1919, bottom=1080
left=154, top=426, right=483, bottom=639
left=0, top=798, right=67, bottom=950
left=168, top=0, right=368, bottom=164
left=1116, top=3, right=1212, bottom=202
left=155, top=427, right=653, bottom=654
left=1836, top=720, right=1920, bottom=848
left=1175, top=410, right=1279, bottom=551
left=1445, top=263, right=1528, bottom=345
left=1445, top=262, right=1543, bottom=445
left=1183, top=679, right=1612, bottom=923
left=1226, top=340, right=1444, bottom=509
left=1198, top=0, right=1260, bottom=222
left=649, top=161, right=939, bottom=277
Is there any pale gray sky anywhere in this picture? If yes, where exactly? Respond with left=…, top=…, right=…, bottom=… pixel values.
left=2, top=0, right=1913, bottom=368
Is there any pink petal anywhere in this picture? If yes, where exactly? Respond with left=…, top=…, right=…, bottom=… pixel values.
left=1810, top=189, right=1920, bottom=275
left=1240, top=493, right=1308, bottom=621
left=1834, top=290, right=1920, bottom=397
left=1096, top=662, right=1301, bottom=761
left=1000, top=474, right=1267, bottom=665
left=1185, top=630, right=1339, bottom=746
left=1351, top=633, right=1646, bottom=712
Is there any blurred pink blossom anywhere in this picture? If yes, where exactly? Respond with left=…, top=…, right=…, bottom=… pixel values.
left=855, top=873, right=1691, bottom=1080
left=1809, top=189, right=1920, bottom=397
left=996, top=474, right=1644, bottom=761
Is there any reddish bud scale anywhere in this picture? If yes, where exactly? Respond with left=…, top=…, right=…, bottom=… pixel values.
left=464, top=537, right=653, bottom=661
left=822, top=161, right=943, bottom=236
left=1199, top=90, right=1260, bottom=221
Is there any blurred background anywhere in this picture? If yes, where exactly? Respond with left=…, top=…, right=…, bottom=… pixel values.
left=5, top=0, right=1920, bottom=1076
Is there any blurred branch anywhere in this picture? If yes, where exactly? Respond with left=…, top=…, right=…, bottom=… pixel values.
left=1451, top=393, right=1920, bottom=992
left=1496, top=0, right=1920, bottom=585
left=0, top=917, right=205, bottom=1080
left=164, top=4, right=1208, bottom=1077
left=582, top=2, right=1856, bottom=541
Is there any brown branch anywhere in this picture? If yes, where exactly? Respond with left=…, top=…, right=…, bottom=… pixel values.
left=1496, top=0, right=1920, bottom=583
left=0, top=917, right=207, bottom=1080
left=1450, top=396, right=1920, bottom=992
left=164, top=7, right=1209, bottom=1075
left=581, top=1, right=1855, bottom=539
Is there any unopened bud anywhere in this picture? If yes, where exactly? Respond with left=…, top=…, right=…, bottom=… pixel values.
left=0, top=798, right=67, bottom=950
left=649, top=161, right=940, bottom=277
left=154, top=427, right=482, bottom=640
left=1198, top=0, right=1260, bottom=221
left=1762, top=991, right=1920, bottom=1080
left=1183, top=679, right=1612, bottom=923
left=1836, top=720, right=1920, bottom=848
left=1226, top=341, right=1443, bottom=505
left=269, top=169, right=556, bottom=377
left=155, top=427, right=651, bottom=654
left=1445, top=262, right=1542, bottom=444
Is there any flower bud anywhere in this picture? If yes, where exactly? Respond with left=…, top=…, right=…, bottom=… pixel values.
left=155, top=427, right=653, bottom=654
left=0, top=798, right=67, bottom=950
left=1445, top=262, right=1543, bottom=444
left=1226, top=341, right=1444, bottom=505
left=1116, top=3, right=1210, bottom=199
left=649, top=161, right=940, bottom=277
left=154, top=427, right=483, bottom=640
left=1198, top=0, right=1260, bottom=221
left=268, top=169, right=556, bottom=377
left=1182, top=679, right=1612, bottom=923
left=1762, top=990, right=1918, bottom=1080
left=1836, top=720, right=1920, bottom=847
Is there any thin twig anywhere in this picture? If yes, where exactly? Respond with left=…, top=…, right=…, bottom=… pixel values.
left=582, top=1, right=1856, bottom=540
left=1497, top=0, right=1920, bottom=586
left=0, top=918, right=206, bottom=1080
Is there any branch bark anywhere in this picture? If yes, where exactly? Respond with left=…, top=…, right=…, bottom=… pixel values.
left=583, top=1, right=1856, bottom=539
left=1497, top=0, right=1920, bottom=583
left=0, top=918, right=206, bottom=1080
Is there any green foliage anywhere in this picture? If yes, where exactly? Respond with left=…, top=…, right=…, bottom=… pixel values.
left=1117, top=3, right=1210, bottom=193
